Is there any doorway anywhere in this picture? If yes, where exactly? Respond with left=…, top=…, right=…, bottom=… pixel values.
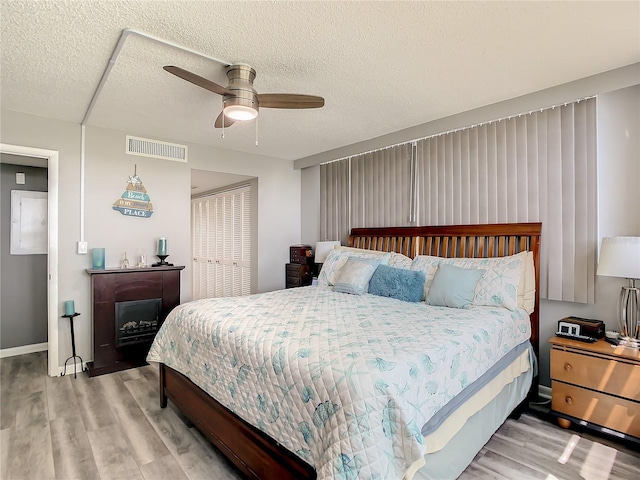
left=190, top=169, right=258, bottom=298
left=0, top=143, right=59, bottom=377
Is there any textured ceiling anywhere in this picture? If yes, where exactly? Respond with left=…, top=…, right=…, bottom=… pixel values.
left=1, top=1, right=639, bottom=162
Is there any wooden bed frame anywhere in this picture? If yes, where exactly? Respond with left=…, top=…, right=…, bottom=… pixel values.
left=159, top=222, right=542, bottom=480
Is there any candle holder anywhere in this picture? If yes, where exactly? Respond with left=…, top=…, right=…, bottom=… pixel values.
left=62, top=313, right=84, bottom=378
left=152, top=254, right=173, bottom=267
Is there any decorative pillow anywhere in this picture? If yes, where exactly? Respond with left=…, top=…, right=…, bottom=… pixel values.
left=449, top=255, right=522, bottom=311
left=516, top=251, right=536, bottom=314
left=333, top=257, right=380, bottom=295
left=410, top=256, right=441, bottom=300
left=335, top=245, right=389, bottom=257
left=425, top=264, right=485, bottom=308
left=318, top=249, right=391, bottom=286
left=412, top=253, right=524, bottom=310
left=387, top=252, right=413, bottom=269
left=368, top=265, right=425, bottom=303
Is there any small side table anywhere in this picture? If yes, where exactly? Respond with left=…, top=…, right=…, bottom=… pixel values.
left=62, top=313, right=84, bottom=378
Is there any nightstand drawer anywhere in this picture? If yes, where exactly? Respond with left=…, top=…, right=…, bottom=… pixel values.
left=551, top=381, right=640, bottom=437
left=285, top=263, right=312, bottom=288
left=551, top=350, right=640, bottom=400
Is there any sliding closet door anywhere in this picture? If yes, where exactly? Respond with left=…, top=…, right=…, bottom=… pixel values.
left=191, top=185, right=251, bottom=300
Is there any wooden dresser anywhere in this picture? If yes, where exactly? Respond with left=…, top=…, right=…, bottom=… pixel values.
left=549, top=336, right=640, bottom=441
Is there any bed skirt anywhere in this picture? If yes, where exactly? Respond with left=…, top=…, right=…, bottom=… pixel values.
left=409, top=364, right=533, bottom=479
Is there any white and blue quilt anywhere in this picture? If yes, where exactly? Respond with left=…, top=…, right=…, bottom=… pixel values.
left=147, top=286, right=531, bottom=480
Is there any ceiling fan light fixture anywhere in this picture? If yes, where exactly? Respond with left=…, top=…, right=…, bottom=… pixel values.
left=224, top=104, right=258, bottom=121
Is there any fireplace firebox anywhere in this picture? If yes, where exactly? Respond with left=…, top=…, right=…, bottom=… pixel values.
left=115, top=298, right=161, bottom=347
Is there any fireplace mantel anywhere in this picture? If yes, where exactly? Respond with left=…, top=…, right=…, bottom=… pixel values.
left=86, top=265, right=184, bottom=377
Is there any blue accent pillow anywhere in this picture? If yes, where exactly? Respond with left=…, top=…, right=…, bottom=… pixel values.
left=368, top=265, right=426, bottom=303
left=425, top=263, right=485, bottom=308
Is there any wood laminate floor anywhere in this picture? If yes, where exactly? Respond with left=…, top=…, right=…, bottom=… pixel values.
left=0, top=352, right=638, bottom=480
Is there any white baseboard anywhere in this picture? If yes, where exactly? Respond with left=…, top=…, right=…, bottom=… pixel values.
left=538, top=384, right=552, bottom=400
left=0, top=342, right=48, bottom=358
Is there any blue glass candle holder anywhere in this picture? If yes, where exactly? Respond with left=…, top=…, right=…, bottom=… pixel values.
left=92, top=248, right=105, bottom=270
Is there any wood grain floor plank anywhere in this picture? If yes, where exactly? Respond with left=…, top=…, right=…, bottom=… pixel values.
left=87, top=423, right=144, bottom=480
left=484, top=431, right=586, bottom=480
left=70, top=368, right=116, bottom=431
left=15, top=389, right=48, bottom=429
left=45, top=373, right=81, bottom=421
left=0, top=427, right=11, bottom=479
left=116, top=367, right=143, bottom=382
left=124, top=370, right=240, bottom=480
left=458, top=460, right=510, bottom=480
left=99, top=373, right=170, bottom=466
left=5, top=422, right=56, bottom=480
left=50, top=415, right=100, bottom=480
left=16, top=351, right=47, bottom=397
left=475, top=450, right=549, bottom=479
left=139, top=454, right=188, bottom=480
left=0, top=356, right=22, bottom=429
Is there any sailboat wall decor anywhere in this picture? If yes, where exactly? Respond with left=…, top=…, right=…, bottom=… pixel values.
left=112, top=166, right=154, bottom=218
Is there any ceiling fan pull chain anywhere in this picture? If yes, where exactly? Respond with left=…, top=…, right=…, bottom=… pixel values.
left=255, top=116, right=259, bottom=146
left=221, top=97, right=225, bottom=139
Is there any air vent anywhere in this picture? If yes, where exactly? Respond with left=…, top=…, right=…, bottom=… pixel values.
left=126, top=135, right=188, bottom=162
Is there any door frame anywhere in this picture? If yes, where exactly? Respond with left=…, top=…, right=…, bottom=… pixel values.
left=1, top=143, right=59, bottom=376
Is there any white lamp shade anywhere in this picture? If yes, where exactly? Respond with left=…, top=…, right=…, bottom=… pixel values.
left=315, top=241, right=340, bottom=263
left=597, top=236, right=640, bottom=279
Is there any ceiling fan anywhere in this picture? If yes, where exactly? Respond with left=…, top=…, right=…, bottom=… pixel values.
left=164, top=64, right=325, bottom=128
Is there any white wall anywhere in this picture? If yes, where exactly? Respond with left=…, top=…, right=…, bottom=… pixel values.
left=299, top=75, right=640, bottom=387
left=1, top=110, right=301, bottom=370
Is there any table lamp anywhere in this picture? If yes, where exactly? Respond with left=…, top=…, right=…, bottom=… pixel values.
left=315, top=241, right=341, bottom=264
left=596, top=236, right=640, bottom=339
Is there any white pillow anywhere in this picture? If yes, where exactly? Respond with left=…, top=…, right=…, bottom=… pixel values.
left=518, top=251, right=536, bottom=314
left=334, top=245, right=412, bottom=269
left=387, top=252, right=413, bottom=269
left=333, top=257, right=380, bottom=295
left=411, top=253, right=525, bottom=311
left=410, top=256, right=441, bottom=300
left=318, top=248, right=391, bottom=286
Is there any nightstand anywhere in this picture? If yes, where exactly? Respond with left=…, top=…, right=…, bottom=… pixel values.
left=285, top=263, right=313, bottom=288
left=549, top=336, right=640, bottom=441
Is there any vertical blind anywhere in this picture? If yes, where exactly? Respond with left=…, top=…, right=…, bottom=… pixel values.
left=320, top=158, right=350, bottom=245
left=191, top=185, right=251, bottom=300
left=320, top=97, right=597, bottom=303
left=351, top=144, right=413, bottom=230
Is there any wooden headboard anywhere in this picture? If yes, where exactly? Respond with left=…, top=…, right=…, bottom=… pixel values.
left=348, top=223, right=542, bottom=359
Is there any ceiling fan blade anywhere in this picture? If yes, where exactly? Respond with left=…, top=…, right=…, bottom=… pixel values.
left=214, top=112, right=236, bottom=129
left=258, top=94, right=325, bottom=109
left=164, top=66, right=234, bottom=96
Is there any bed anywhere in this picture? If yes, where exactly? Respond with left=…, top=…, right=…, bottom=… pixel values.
left=148, top=223, right=541, bottom=480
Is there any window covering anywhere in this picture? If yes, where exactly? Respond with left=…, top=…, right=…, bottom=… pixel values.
left=320, top=97, right=596, bottom=303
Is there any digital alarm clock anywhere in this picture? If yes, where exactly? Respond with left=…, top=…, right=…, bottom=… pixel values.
left=556, top=316, right=605, bottom=342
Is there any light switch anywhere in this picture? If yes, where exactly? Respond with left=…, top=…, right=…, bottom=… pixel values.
left=77, top=241, right=88, bottom=254
left=16, top=172, right=26, bottom=184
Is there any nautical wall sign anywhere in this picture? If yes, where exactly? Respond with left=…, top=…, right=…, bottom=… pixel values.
left=112, top=165, right=154, bottom=218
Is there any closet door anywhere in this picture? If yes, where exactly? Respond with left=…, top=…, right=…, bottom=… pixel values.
left=191, top=198, right=208, bottom=300
left=191, top=185, right=251, bottom=300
